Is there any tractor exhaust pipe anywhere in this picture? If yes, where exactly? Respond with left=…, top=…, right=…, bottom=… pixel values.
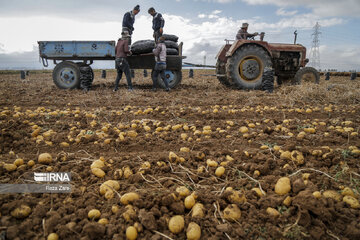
left=294, top=30, right=298, bottom=44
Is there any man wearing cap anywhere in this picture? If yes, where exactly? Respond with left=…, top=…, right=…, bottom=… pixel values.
left=236, top=23, right=259, bottom=40
left=152, top=36, right=169, bottom=92
left=148, top=7, right=165, bottom=43
left=122, top=5, right=140, bottom=45
left=114, top=32, right=133, bottom=92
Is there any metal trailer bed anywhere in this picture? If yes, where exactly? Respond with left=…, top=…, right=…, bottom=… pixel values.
left=38, top=40, right=184, bottom=89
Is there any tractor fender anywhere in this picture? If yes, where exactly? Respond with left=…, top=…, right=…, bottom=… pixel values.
left=226, top=41, right=273, bottom=59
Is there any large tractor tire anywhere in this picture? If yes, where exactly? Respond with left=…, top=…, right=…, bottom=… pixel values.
left=52, top=61, right=81, bottom=89
left=216, top=60, right=232, bottom=87
left=293, top=67, right=320, bottom=85
left=152, top=70, right=182, bottom=89
left=76, top=63, right=94, bottom=90
left=226, top=44, right=272, bottom=89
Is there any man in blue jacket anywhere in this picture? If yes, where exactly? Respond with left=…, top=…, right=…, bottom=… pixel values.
left=148, top=7, right=165, bottom=43
left=122, top=5, right=140, bottom=45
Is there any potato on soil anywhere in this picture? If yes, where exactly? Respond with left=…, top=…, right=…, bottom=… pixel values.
left=251, top=188, right=265, bottom=197
left=4, top=163, right=17, bottom=172
left=215, top=166, right=225, bottom=177
left=92, top=167, right=105, bottom=178
left=126, top=226, right=138, bottom=240
left=120, top=192, right=140, bottom=205
left=184, top=195, right=196, bottom=209
left=275, top=177, right=291, bottom=195
left=266, top=207, right=280, bottom=217
left=343, top=195, right=360, bottom=209
left=191, top=203, right=205, bottom=218
left=187, top=222, right=201, bottom=240
left=91, top=160, right=105, bottom=169
left=11, top=205, right=31, bottom=219
left=123, top=205, right=136, bottom=222
left=323, top=190, right=342, bottom=202
left=88, top=209, right=101, bottom=220
left=100, top=180, right=120, bottom=195
left=38, top=153, right=52, bottom=164
left=313, top=191, right=322, bottom=199
left=14, top=158, right=24, bottom=166
left=227, top=190, right=247, bottom=204
left=341, top=187, right=355, bottom=197
left=168, top=215, right=185, bottom=234
left=223, top=204, right=241, bottom=221
left=176, top=186, right=191, bottom=197
left=47, top=233, right=59, bottom=240
left=291, top=150, right=304, bottom=165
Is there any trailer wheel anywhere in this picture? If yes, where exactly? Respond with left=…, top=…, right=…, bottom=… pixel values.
left=152, top=70, right=182, bottom=89
left=226, top=45, right=272, bottom=89
left=52, top=61, right=81, bottom=89
left=293, top=67, right=320, bottom=85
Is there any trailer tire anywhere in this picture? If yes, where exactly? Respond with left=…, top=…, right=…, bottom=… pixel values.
left=163, top=34, right=179, bottom=42
left=152, top=69, right=182, bottom=89
left=52, top=61, right=81, bottom=89
left=293, top=67, right=320, bottom=85
left=131, top=40, right=155, bottom=55
left=76, top=63, right=94, bottom=90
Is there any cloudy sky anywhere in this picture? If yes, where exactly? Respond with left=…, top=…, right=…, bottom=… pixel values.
left=0, top=0, right=359, bottom=70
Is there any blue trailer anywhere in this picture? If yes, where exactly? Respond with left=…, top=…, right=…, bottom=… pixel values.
left=38, top=40, right=184, bottom=89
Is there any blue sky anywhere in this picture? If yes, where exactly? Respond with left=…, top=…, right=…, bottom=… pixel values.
left=0, top=0, right=359, bottom=70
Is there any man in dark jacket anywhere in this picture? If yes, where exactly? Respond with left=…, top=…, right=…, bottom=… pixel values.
left=148, top=7, right=165, bottom=43
left=152, top=36, right=169, bottom=92
left=236, top=23, right=258, bottom=40
left=114, top=32, right=133, bottom=92
left=122, top=5, right=140, bottom=45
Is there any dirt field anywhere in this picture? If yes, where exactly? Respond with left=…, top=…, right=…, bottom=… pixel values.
left=0, top=70, right=359, bottom=240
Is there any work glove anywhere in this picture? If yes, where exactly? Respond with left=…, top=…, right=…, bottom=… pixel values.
left=159, top=28, right=163, bottom=34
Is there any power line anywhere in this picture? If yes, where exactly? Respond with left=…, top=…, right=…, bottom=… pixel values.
left=308, top=22, right=321, bottom=70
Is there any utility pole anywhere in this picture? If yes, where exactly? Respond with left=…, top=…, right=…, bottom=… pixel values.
left=309, top=22, right=321, bottom=70
left=203, top=55, right=206, bottom=69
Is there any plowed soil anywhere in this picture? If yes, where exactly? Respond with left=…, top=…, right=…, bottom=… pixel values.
left=0, top=70, right=359, bottom=240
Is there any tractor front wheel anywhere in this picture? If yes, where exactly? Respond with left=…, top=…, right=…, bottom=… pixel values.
left=293, top=67, right=320, bottom=85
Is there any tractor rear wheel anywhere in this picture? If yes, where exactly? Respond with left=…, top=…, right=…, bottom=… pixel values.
left=293, top=67, right=320, bottom=85
left=216, top=60, right=232, bottom=87
left=52, top=61, right=81, bottom=89
left=226, top=45, right=272, bottom=89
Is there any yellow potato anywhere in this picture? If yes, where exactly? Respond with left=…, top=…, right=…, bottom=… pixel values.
left=126, top=226, right=138, bottom=240
left=123, top=167, right=133, bottom=179
left=27, top=160, right=35, bottom=167
left=123, top=205, right=136, bottom=222
left=88, top=209, right=101, bottom=220
left=180, top=147, right=190, bottom=153
left=186, top=222, right=201, bottom=240
left=14, top=158, right=24, bottom=167
left=343, top=195, right=360, bottom=209
left=291, top=150, right=304, bottom=165
left=223, top=204, right=241, bottom=221
left=206, top=159, right=218, bottom=167
left=176, top=186, right=190, bottom=197
left=4, top=163, right=17, bottom=172
left=227, top=190, right=247, bottom=204
left=323, top=190, right=342, bottom=202
left=168, top=215, right=185, bottom=234
left=121, top=192, right=140, bottom=205
left=60, top=142, right=70, bottom=147
left=280, top=151, right=291, bottom=160
left=99, top=180, right=120, bottom=195
left=111, top=205, right=119, bottom=214
left=251, top=188, right=265, bottom=197
left=215, top=166, right=225, bottom=177
left=266, top=207, right=280, bottom=217
left=38, top=153, right=52, bottom=164
left=275, top=177, right=291, bottom=195
left=312, top=191, right=322, bottom=199
left=341, top=187, right=355, bottom=197
left=191, top=203, right=204, bottom=218
left=47, top=233, right=59, bottom=240
left=98, top=218, right=109, bottom=225
left=184, top=195, right=196, bottom=209
left=91, top=160, right=105, bottom=169
left=92, top=167, right=105, bottom=178
left=239, top=126, right=249, bottom=133
left=11, top=205, right=31, bottom=219
left=283, top=196, right=292, bottom=207
left=169, top=152, right=179, bottom=162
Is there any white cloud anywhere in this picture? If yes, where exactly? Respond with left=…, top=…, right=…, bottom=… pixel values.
left=0, top=43, right=4, bottom=53
left=198, top=14, right=206, bottom=18
left=212, top=10, right=222, bottom=14
left=276, top=8, right=297, bottom=16
left=242, top=0, right=360, bottom=17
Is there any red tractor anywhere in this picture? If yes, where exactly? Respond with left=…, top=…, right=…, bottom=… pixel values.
left=216, top=33, right=319, bottom=89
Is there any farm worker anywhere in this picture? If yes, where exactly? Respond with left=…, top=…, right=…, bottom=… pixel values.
left=148, top=7, right=165, bottom=43
left=122, top=5, right=140, bottom=45
left=152, top=36, right=169, bottom=92
left=236, top=23, right=259, bottom=40
left=114, top=31, right=133, bottom=92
